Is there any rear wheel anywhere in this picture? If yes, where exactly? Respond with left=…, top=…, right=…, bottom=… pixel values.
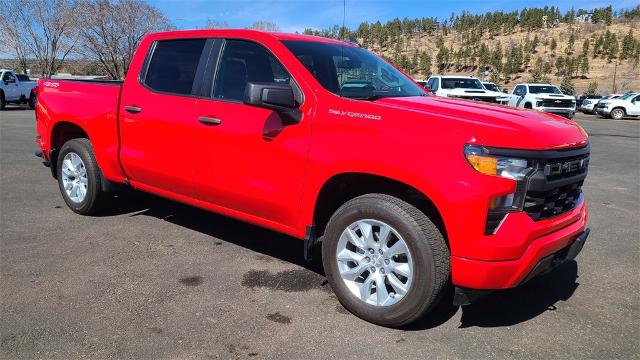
left=322, top=194, right=449, bottom=327
left=610, top=107, right=625, bottom=120
left=28, top=92, right=36, bottom=109
left=0, top=91, right=5, bottom=110
left=57, top=138, right=109, bottom=215
left=524, top=103, right=532, bottom=109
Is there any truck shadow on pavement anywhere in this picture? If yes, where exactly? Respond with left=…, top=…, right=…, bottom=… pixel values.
left=101, top=190, right=580, bottom=330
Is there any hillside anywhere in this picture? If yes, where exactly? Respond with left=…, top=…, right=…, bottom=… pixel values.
left=305, top=6, right=640, bottom=95
left=377, top=21, right=640, bottom=94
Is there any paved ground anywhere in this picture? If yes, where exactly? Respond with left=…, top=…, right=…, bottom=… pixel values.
left=1, top=107, right=639, bottom=359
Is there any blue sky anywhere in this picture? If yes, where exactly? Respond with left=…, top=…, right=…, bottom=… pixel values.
left=150, top=0, right=638, bottom=33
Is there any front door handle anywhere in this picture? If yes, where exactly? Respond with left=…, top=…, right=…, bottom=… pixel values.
left=198, top=116, right=222, bottom=126
left=124, top=105, right=142, bottom=114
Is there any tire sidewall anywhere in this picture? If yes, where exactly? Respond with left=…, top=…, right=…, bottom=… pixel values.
left=322, top=197, right=437, bottom=326
left=57, top=140, right=101, bottom=214
left=611, top=108, right=624, bottom=120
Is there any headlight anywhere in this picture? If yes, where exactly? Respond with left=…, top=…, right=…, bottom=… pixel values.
left=536, top=100, right=544, bottom=107
left=464, top=144, right=531, bottom=181
left=464, top=144, right=534, bottom=234
left=584, top=100, right=591, bottom=105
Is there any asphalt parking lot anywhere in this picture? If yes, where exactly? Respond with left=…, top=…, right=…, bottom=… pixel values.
left=1, top=108, right=639, bottom=359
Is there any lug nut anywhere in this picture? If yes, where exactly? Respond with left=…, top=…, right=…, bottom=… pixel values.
left=369, top=249, right=374, bottom=254
left=380, top=268, right=385, bottom=274
left=378, top=249, right=383, bottom=255
left=364, top=257, right=370, bottom=263
left=370, top=267, right=376, bottom=272
left=384, top=259, right=390, bottom=265
left=390, top=292, right=396, bottom=298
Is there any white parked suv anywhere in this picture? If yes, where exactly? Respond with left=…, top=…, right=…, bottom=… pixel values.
left=425, top=75, right=509, bottom=104
left=595, top=92, right=640, bottom=119
left=0, top=69, right=37, bottom=110
left=508, top=83, right=576, bottom=118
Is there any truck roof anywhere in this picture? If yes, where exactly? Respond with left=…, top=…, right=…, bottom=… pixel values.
left=145, top=29, right=357, bottom=47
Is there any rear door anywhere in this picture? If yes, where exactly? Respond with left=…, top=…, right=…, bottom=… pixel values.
left=119, top=38, right=215, bottom=197
left=193, top=39, right=312, bottom=227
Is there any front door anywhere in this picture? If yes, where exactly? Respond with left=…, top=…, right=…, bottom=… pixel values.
left=194, top=39, right=312, bottom=227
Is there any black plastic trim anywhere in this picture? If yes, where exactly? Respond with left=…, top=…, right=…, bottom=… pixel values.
left=484, top=143, right=590, bottom=160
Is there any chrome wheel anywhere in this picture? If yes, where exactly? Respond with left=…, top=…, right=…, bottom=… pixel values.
left=611, top=108, right=625, bottom=120
left=61, top=152, right=88, bottom=203
left=336, top=219, right=413, bottom=306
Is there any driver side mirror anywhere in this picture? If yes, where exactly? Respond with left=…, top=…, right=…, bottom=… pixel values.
left=244, top=82, right=301, bottom=124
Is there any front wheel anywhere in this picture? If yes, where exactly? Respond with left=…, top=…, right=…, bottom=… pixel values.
left=322, top=194, right=450, bottom=327
left=57, top=138, right=109, bottom=215
left=610, top=108, right=626, bottom=120
left=28, top=93, right=36, bottom=109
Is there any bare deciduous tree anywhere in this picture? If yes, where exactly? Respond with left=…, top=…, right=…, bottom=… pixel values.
left=76, top=0, right=172, bottom=80
left=3, top=0, right=81, bottom=77
left=249, top=21, right=279, bottom=32
left=0, top=1, right=32, bottom=74
left=204, top=18, right=229, bottom=29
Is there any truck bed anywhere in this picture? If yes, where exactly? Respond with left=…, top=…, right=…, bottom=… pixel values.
left=36, top=79, right=126, bottom=183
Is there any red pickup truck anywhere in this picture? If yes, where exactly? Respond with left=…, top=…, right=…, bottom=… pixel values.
left=35, top=29, right=590, bottom=326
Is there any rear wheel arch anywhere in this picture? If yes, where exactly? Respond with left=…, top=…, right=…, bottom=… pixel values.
left=50, top=121, right=90, bottom=178
left=524, top=102, right=532, bottom=109
left=312, top=172, right=448, bottom=243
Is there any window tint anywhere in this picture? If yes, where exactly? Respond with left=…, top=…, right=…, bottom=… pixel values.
left=16, top=74, right=30, bottom=82
left=514, top=85, right=525, bottom=95
left=214, top=40, right=291, bottom=101
left=432, top=78, right=439, bottom=91
left=3, top=72, right=15, bottom=82
left=144, top=39, right=207, bottom=95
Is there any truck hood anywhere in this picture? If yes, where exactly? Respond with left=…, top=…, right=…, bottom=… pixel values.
left=375, top=96, right=588, bottom=150
left=528, top=93, right=575, bottom=100
left=440, top=88, right=505, bottom=98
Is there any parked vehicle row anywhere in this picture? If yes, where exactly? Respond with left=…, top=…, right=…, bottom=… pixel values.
left=0, top=69, right=37, bottom=110
left=594, top=92, right=640, bottom=119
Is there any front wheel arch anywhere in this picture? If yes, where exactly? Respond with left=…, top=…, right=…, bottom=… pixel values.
left=610, top=107, right=626, bottom=119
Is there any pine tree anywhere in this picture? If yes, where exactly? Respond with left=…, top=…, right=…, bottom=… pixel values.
left=621, top=30, right=635, bottom=60
left=585, top=81, right=598, bottom=95
left=582, top=39, right=590, bottom=57
left=580, top=55, right=589, bottom=78
left=419, top=52, right=432, bottom=77
left=560, top=75, right=575, bottom=95
left=550, top=38, right=557, bottom=56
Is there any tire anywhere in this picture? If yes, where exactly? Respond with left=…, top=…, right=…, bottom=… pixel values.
left=610, top=107, right=625, bottom=120
left=322, top=193, right=450, bottom=327
left=524, top=103, right=532, bottom=109
left=0, top=91, right=5, bottom=110
left=57, top=138, right=108, bottom=215
left=28, top=93, right=36, bottom=109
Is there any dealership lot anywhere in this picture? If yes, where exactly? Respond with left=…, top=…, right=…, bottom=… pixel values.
left=1, top=109, right=638, bottom=359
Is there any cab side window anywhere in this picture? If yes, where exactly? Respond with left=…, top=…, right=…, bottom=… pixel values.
left=514, top=85, right=525, bottom=96
left=3, top=72, right=16, bottom=83
left=143, top=39, right=207, bottom=96
left=431, top=78, right=439, bottom=91
left=214, top=40, right=291, bottom=101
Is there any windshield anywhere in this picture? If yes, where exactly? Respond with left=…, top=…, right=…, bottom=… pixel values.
left=529, top=85, right=562, bottom=94
left=441, top=78, right=484, bottom=89
left=282, top=40, right=425, bottom=100
left=483, top=83, right=499, bottom=92
left=618, top=93, right=637, bottom=100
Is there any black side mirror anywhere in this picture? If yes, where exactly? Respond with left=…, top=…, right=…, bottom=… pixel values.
left=244, top=82, right=301, bottom=124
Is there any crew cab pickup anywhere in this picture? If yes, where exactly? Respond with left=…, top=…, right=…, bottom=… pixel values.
left=1, top=69, right=37, bottom=109
left=425, top=75, right=509, bottom=104
left=508, top=83, right=576, bottom=118
left=35, top=30, right=590, bottom=327
left=595, top=92, right=640, bottom=119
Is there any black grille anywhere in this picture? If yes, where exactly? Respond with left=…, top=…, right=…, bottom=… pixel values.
left=524, top=181, right=584, bottom=221
left=523, top=153, right=589, bottom=221
left=457, top=96, right=498, bottom=103
left=541, top=99, right=573, bottom=108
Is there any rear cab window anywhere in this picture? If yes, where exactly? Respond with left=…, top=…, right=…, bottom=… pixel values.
left=142, top=39, right=207, bottom=96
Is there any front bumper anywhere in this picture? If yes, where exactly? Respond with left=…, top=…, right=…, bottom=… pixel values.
left=579, top=104, right=596, bottom=112
left=537, top=107, right=575, bottom=117
left=451, top=200, right=588, bottom=289
left=596, top=107, right=611, bottom=115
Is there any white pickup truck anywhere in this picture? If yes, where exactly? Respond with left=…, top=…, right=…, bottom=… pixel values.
left=595, top=92, right=640, bottom=119
left=425, top=75, right=509, bottom=105
left=508, top=83, right=576, bottom=118
left=1, top=69, right=37, bottom=110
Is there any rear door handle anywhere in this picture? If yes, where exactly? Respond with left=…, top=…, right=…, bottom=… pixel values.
left=198, top=116, right=222, bottom=126
left=124, top=105, right=142, bottom=114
